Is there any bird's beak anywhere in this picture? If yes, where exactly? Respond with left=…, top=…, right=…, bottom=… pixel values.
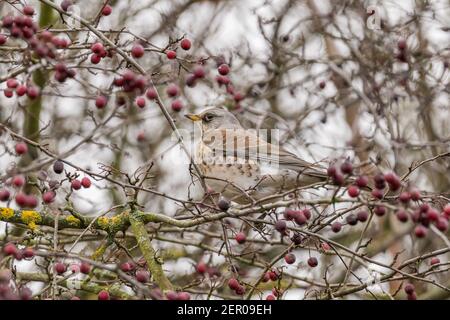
left=184, top=113, right=202, bottom=122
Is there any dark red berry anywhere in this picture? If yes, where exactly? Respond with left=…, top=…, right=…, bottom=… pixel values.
left=235, top=232, right=246, bottom=244
left=228, top=278, right=240, bottom=290
left=319, top=81, right=326, bottom=89
left=171, top=99, right=183, bottom=112
left=346, top=214, right=358, bottom=226
left=136, top=270, right=150, bottom=283
left=217, top=198, right=230, bottom=211
left=135, top=96, right=146, bottom=108
left=53, top=160, right=64, bottom=174
left=396, top=209, right=408, bottom=223
left=275, top=220, right=287, bottom=233
left=55, top=262, right=67, bottom=274
left=410, top=189, right=421, bottom=201
left=404, top=283, right=414, bottom=295
left=166, top=84, right=179, bottom=97
left=95, top=95, right=107, bottom=109
left=283, top=209, right=296, bottom=220
left=3, top=243, right=18, bottom=256
left=0, top=189, right=10, bottom=201
left=374, top=205, right=386, bottom=217
left=166, top=50, right=176, bottom=60
left=80, top=262, right=91, bottom=274
left=340, top=161, right=353, bottom=175
left=98, top=290, right=110, bottom=300
left=193, top=65, right=205, bottom=78
left=347, top=185, right=360, bottom=198
left=331, top=221, right=342, bottom=233
left=42, top=191, right=55, bottom=204
left=284, top=253, right=296, bottom=264
left=294, top=211, right=307, bottom=226
left=102, top=5, right=112, bottom=16
left=131, top=44, right=144, bottom=58
left=355, top=175, right=368, bottom=188
left=307, top=257, right=318, bottom=267
left=71, top=179, right=82, bottom=190
left=12, top=175, right=25, bottom=187
left=23, top=6, right=35, bottom=16
left=196, top=262, right=207, bottom=274
left=218, top=64, right=230, bottom=75
left=430, top=257, right=440, bottom=265
left=414, top=225, right=427, bottom=238
left=15, top=142, right=28, bottom=155
left=26, top=86, right=39, bottom=99
left=180, top=39, right=191, bottom=50
left=398, top=39, right=407, bottom=51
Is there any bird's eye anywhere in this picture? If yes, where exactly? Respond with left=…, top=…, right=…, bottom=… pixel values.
left=203, top=114, right=214, bottom=122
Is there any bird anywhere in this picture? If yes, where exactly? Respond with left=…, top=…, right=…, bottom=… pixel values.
left=184, top=107, right=329, bottom=204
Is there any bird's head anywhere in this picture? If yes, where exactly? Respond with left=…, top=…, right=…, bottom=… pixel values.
left=184, top=107, right=242, bottom=132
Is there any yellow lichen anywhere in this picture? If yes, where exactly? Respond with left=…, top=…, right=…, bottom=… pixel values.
left=97, top=216, right=110, bottom=229
left=0, top=208, right=14, bottom=220
left=65, top=215, right=81, bottom=226
left=21, top=210, right=42, bottom=231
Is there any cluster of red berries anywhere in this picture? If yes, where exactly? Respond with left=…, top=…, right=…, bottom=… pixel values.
left=3, top=77, right=39, bottom=99
left=90, top=42, right=111, bottom=65
left=0, top=268, right=32, bottom=300
left=282, top=208, right=312, bottom=227
left=71, top=177, right=92, bottom=190
left=228, top=278, right=246, bottom=295
left=3, top=243, right=35, bottom=261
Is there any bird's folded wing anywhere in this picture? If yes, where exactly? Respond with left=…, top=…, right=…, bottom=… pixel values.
left=202, top=129, right=327, bottom=176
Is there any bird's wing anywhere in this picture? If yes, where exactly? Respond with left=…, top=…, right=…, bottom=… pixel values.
left=202, top=129, right=327, bottom=177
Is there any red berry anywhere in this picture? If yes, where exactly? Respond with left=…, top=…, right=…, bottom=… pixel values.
left=444, top=204, right=450, bottom=216
left=436, top=218, right=448, bottom=232
left=136, top=270, right=150, bottom=283
left=171, top=99, right=183, bottom=112
left=131, top=44, right=144, bottom=58
left=356, top=211, right=369, bottom=222
left=178, top=292, right=190, bottom=300
left=235, top=285, right=245, bottom=295
left=332, top=173, right=345, bottom=186
left=396, top=209, right=408, bottom=223
left=410, top=189, right=421, bottom=201
left=6, top=78, right=18, bottom=89
left=294, top=211, right=307, bottom=226
left=216, top=75, right=230, bottom=85
left=217, top=198, right=230, bottom=211
left=135, top=96, right=146, bottom=108
left=404, top=283, right=415, bottom=295
left=268, top=271, right=278, bottom=281
left=16, top=85, right=27, bottom=96
left=102, top=5, right=112, bottom=16
left=398, top=192, right=411, bottom=203
left=81, top=177, right=91, bottom=188
left=23, top=247, right=34, bottom=259
left=371, top=189, right=383, bottom=200
left=284, top=253, right=296, bottom=264
left=0, top=189, right=10, bottom=201
left=80, top=262, right=91, bottom=274
left=145, top=87, right=157, bottom=100
left=346, top=214, right=358, bottom=226
left=26, top=86, right=39, bottom=99
left=166, top=291, right=178, bottom=300
left=426, top=208, right=439, bottom=221
left=15, top=193, right=27, bottom=207
left=319, top=81, right=326, bottom=89
left=91, top=42, right=104, bottom=54
left=23, top=6, right=35, bottom=16
left=233, top=92, right=244, bottom=102
left=25, top=195, right=37, bottom=208
left=193, top=65, right=205, bottom=78
left=90, top=54, right=101, bottom=64
left=374, top=205, right=386, bottom=217
left=355, top=175, right=368, bottom=188
left=55, top=262, right=67, bottom=274
left=347, top=185, right=360, bottom=198
left=0, top=34, right=7, bottom=45
left=430, top=257, right=440, bottom=265
left=166, top=50, right=176, bottom=60
left=307, top=257, right=318, bottom=267
left=4, top=89, right=13, bottom=98
left=15, top=142, right=28, bottom=155
left=120, top=262, right=132, bottom=272
left=384, top=172, right=401, bottom=191
left=98, top=290, right=110, bottom=300
left=95, top=95, right=108, bottom=109
left=42, top=191, right=55, bottom=204
left=12, top=175, right=25, bottom=187
left=218, top=64, right=230, bottom=75
left=166, top=84, right=179, bottom=97
left=53, top=160, right=64, bottom=174
left=414, top=225, right=427, bottom=238
left=196, top=262, right=207, bottom=274
left=3, top=243, right=18, bottom=256
left=180, top=39, right=191, bottom=50
left=71, top=179, right=82, bottom=190
left=340, top=161, right=353, bottom=175
left=283, top=209, right=296, bottom=220
left=302, top=209, right=311, bottom=220
left=228, top=278, right=240, bottom=290
left=274, top=220, right=287, bottom=233
left=266, top=294, right=276, bottom=300
left=331, top=221, right=342, bottom=233
left=235, top=232, right=246, bottom=244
